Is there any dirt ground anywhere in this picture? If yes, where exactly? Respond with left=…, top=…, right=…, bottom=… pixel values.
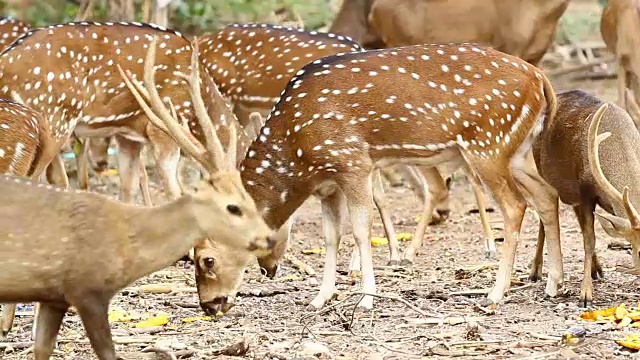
left=3, top=2, right=640, bottom=360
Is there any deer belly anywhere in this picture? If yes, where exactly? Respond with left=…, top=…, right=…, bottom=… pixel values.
left=374, top=148, right=463, bottom=169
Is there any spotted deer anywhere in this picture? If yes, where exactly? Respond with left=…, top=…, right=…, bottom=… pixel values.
left=529, top=90, right=640, bottom=307
left=198, top=23, right=497, bottom=274
left=0, top=99, right=66, bottom=337
left=0, top=40, right=278, bottom=360
left=0, top=17, right=30, bottom=52
left=190, top=43, right=558, bottom=310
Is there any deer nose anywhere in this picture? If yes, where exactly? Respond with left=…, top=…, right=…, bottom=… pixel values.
left=260, top=263, right=279, bottom=279
left=94, top=160, right=109, bottom=172
left=200, top=297, right=233, bottom=316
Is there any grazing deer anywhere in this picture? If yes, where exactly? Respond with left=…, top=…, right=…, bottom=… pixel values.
left=330, top=0, right=569, bottom=66
left=0, top=41, right=277, bottom=360
left=0, top=17, right=30, bottom=52
left=529, top=90, right=640, bottom=307
left=198, top=23, right=497, bottom=274
left=198, top=43, right=559, bottom=310
left=0, top=21, right=239, bottom=205
left=601, top=0, right=640, bottom=109
left=0, top=100, right=59, bottom=339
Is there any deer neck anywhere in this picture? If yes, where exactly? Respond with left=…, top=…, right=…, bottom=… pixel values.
left=241, top=149, right=313, bottom=229
left=123, top=195, right=204, bottom=281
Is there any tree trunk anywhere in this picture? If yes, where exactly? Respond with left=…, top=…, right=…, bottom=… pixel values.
left=108, top=0, right=135, bottom=22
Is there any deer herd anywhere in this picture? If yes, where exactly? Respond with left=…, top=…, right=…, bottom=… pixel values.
left=0, top=0, right=638, bottom=359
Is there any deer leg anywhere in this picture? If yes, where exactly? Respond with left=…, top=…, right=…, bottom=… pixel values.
left=401, top=167, right=441, bottom=265
left=114, top=135, right=142, bottom=204
left=592, top=252, right=604, bottom=279
left=46, top=154, right=70, bottom=189
left=467, top=156, right=527, bottom=304
left=380, top=165, right=404, bottom=187
left=0, top=304, right=16, bottom=338
left=74, top=137, right=90, bottom=190
left=463, top=165, right=496, bottom=259
left=371, top=168, right=401, bottom=266
left=74, top=295, right=117, bottom=360
left=257, top=218, right=293, bottom=278
left=617, top=61, right=628, bottom=109
left=344, top=175, right=377, bottom=310
left=33, top=302, right=66, bottom=360
left=529, top=220, right=546, bottom=282
left=148, top=122, right=181, bottom=200
left=511, top=151, right=563, bottom=297
left=138, top=156, right=152, bottom=206
left=574, top=202, right=597, bottom=307
left=309, top=190, right=346, bottom=309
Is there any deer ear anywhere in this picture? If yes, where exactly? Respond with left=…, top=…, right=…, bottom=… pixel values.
left=595, top=211, right=633, bottom=238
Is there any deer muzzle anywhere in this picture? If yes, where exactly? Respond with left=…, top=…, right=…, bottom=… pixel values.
left=200, top=296, right=235, bottom=316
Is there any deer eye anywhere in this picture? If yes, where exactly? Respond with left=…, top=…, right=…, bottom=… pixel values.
left=227, top=204, right=242, bottom=216
left=203, top=257, right=215, bottom=268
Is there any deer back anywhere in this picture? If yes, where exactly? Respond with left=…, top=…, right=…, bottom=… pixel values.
left=198, top=23, right=364, bottom=110
left=0, top=99, right=45, bottom=176
left=240, top=43, right=555, bottom=228
left=0, top=22, right=240, bottom=155
left=0, top=17, right=30, bottom=52
left=532, top=89, right=640, bottom=214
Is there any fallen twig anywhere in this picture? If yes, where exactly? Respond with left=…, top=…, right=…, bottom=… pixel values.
left=402, top=316, right=487, bottom=327
left=284, top=253, right=316, bottom=276
left=142, top=346, right=178, bottom=360
left=126, top=283, right=197, bottom=294
left=449, top=283, right=535, bottom=296
left=528, top=331, right=562, bottom=342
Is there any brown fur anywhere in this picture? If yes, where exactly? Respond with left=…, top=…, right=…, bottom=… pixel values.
left=329, top=0, right=385, bottom=49
left=211, top=44, right=559, bottom=310
left=0, top=17, right=30, bottom=52
left=0, top=171, right=275, bottom=360
left=330, top=0, right=569, bottom=65
left=601, top=0, right=640, bottom=109
left=0, top=22, right=250, bottom=205
left=530, top=89, right=640, bottom=307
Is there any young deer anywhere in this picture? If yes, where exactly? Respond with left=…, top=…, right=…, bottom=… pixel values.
left=0, top=45, right=277, bottom=360
left=199, top=23, right=497, bottom=273
left=0, top=21, right=238, bottom=205
left=0, top=17, right=30, bottom=52
left=198, top=43, right=559, bottom=310
left=529, top=90, right=640, bottom=307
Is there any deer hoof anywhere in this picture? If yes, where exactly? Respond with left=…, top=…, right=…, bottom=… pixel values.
left=387, top=260, right=400, bottom=267
left=1, top=330, right=7, bottom=339
left=347, top=270, right=361, bottom=278
left=578, top=298, right=593, bottom=309
left=477, top=297, right=495, bottom=307
left=399, top=259, right=414, bottom=267
left=485, top=250, right=497, bottom=260
left=354, top=305, right=371, bottom=314
left=528, top=272, right=542, bottom=282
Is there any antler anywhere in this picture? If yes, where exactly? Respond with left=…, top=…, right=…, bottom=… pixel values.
left=117, top=37, right=235, bottom=173
left=587, top=103, right=640, bottom=228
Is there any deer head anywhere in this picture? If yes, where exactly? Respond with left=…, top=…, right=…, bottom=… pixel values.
left=588, top=103, right=640, bottom=272
left=119, top=37, right=275, bottom=315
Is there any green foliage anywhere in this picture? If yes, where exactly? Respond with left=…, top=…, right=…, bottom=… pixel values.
left=0, top=0, right=334, bottom=36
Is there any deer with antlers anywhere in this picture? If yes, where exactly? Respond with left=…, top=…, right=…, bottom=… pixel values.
left=189, top=42, right=559, bottom=310
left=529, top=90, right=640, bottom=307
left=0, top=21, right=250, bottom=204
left=0, top=38, right=277, bottom=360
